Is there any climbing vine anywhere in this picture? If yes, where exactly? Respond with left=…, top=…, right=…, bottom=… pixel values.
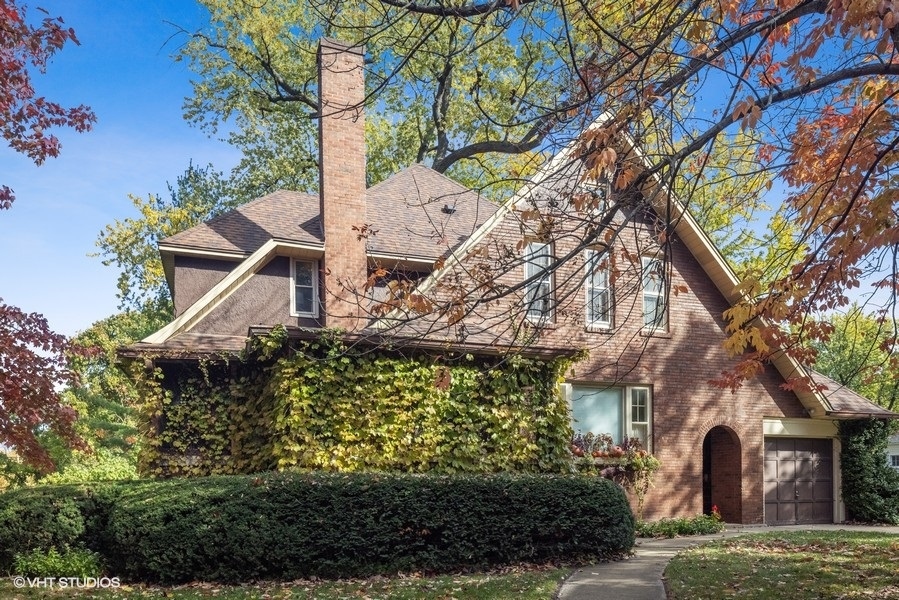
left=133, top=327, right=578, bottom=477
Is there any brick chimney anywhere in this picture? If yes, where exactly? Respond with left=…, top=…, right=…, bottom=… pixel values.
left=318, top=38, right=367, bottom=331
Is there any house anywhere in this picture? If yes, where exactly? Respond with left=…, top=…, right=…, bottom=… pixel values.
left=125, top=38, right=897, bottom=525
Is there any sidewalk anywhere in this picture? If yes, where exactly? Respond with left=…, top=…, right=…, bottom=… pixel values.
left=557, top=524, right=899, bottom=600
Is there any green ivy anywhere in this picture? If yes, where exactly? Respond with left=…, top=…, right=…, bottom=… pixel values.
left=839, top=418, right=899, bottom=524
left=134, top=329, right=576, bottom=477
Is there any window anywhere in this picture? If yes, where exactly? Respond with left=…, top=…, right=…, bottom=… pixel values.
left=291, top=259, right=319, bottom=317
left=567, top=384, right=652, bottom=449
left=641, top=255, right=667, bottom=329
left=585, top=249, right=612, bottom=328
left=891, top=455, right=899, bottom=469
left=524, top=241, right=553, bottom=322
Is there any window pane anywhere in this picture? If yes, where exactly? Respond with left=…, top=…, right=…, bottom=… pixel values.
left=630, top=388, right=648, bottom=423
left=525, top=242, right=552, bottom=319
left=295, top=262, right=313, bottom=286
left=642, top=256, right=663, bottom=294
left=295, top=286, right=313, bottom=313
left=571, top=387, right=623, bottom=439
left=630, top=423, right=649, bottom=444
left=643, top=295, right=666, bottom=328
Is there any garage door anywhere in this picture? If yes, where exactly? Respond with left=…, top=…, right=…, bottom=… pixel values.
left=764, top=438, right=833, bottom=525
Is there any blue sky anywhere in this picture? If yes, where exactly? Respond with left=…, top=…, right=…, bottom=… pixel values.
left=0, top=1, right=239, bottom=336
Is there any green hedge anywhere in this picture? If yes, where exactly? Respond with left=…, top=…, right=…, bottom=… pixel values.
left=0, top=472, right=635, bottom=582
left=0, top=483, right=121, bottom=570
left=107, top=472, right=634, bottom=583
left=839, top=419, right=899, bottom=524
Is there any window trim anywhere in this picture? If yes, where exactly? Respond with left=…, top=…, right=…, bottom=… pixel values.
left=890, top=454, right=899, bottom=469
left=585, top=249, right=613, bottom=329
left=641, top=255, right=668, bottom=331
left=290, top=258, right=319, bottom=318
left=523, top=241, right=554, bottom=323
left=564, top=383, right=653, bottom=451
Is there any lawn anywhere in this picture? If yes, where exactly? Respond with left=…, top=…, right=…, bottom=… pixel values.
left=0, top=567, right=570, bottom=599
left=665, top=530, right=899, bottom=600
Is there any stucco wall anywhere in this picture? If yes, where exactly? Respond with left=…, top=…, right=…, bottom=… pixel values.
left=190, top=256, right=321, bottom=335
left=173, top=256, right=235, bottom=316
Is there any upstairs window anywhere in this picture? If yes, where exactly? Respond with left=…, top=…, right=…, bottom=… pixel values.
left=641, top=255, right=667, bottom=330
left=524, top=241, right=553, bottom=322
left=585, top=249, right=613, bottom=329
left=891, top=454, right=899, bottom=469
left=291, top=259, right=319, bottom=318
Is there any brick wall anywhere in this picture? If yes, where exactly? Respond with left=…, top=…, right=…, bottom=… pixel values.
left=318, top=38, right=367, bottom=331
left=441, top=186, right=808, bottom=524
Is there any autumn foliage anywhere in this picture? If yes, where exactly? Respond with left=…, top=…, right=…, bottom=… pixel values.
left=0, top=299, right=84, bottom=472
left=0, top=0, right=96, bottom=207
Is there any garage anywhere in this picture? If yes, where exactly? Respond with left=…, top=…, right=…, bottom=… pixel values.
left=763, top=437, right=833, bottom=525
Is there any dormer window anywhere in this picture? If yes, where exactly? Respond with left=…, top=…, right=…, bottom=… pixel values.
left=524, top=241, right=553, bottom=322
left=291, top=259, right=319, bottom=318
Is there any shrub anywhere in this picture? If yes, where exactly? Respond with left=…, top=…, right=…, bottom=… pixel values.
left=106, top=472, right=635, bottom=583
left=0, top=483, right=120, bottom=570
left=839, top=419, right=899, bottom=524
left=13, top=548, right=104, bottom=578
left=636, top=514, right=725, bottom=538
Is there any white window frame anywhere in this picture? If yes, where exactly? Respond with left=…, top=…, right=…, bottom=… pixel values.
left=562, top=383, right=653, bottom=451
left=627, top=386, right=652, bottom=449
left=890, top=454, right=899, bottom=469
left=290, top=258, right=319, bottom=318
left=585, top=249, right=613, bottom=329
left=524, top=241, right=553, bottom=323
left=641, top=255, right=668, bottom=330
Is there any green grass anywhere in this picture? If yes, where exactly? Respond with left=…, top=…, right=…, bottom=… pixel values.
left=0, top=567, right=569, bottom=599
left=665, top=530, right=899, bottom=599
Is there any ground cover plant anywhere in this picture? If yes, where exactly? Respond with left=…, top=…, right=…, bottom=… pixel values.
left=665, top=530, right=899, bottom=599
left=636, top=511, right=725, bottom=538
left=0, top=566, right=569, bottom=599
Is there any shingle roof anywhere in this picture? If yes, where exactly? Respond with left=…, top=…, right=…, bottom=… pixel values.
left=161, top=190, right=323, bottom=254
left=159, top=164, right=497, bottom=262
left=366, top=164, right=496, bottom=260
left=810, top=371, right=899, bottom=419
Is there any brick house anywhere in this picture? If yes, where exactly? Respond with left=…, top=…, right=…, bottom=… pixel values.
left=127, top=38, right=896, bottom=525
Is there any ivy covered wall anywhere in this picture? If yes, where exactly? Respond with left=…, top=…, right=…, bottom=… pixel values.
left=135, top=329, right=576, bottom=478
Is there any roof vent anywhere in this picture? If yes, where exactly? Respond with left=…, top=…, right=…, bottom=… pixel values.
left=442, top=204, right=456, bottom=214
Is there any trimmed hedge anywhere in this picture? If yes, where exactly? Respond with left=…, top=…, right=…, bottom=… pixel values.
left=0, top=483, right=121, bottom=570
left=107, top=472, right=634, bottom=583
left=0, top=472, right=635, bottom=583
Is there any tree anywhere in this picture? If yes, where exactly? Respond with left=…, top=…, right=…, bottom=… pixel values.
left=812, top=306, right=898, bottom=412
left=175, top=0, right=573, bottom=193
left=359, top=0, right=899, bottom=388
left=0, top=1, right=94, bottom=471
left=0, top=299, right=84, bottom=472
left=0, top=0, right=96, bottom=207
left=95, top=162, right=239, bottom=311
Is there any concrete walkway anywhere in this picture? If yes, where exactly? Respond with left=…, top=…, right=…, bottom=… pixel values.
left=557, top=524, right=899, bottom=600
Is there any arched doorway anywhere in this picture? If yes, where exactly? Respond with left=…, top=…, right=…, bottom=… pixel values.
left=702, top=426, right=742, bottom=523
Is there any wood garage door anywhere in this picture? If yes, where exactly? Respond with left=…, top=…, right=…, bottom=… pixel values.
left=764, top=438, right=833, bottom=525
